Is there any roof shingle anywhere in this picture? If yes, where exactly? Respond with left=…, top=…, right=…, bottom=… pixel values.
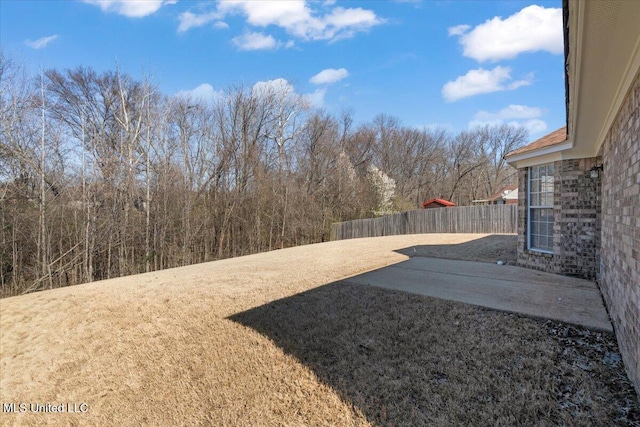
left=505, top=127, right=567, bottom=158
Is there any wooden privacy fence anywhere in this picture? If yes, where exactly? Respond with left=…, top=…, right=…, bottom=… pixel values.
left=331, top=205, right=517, bottom=240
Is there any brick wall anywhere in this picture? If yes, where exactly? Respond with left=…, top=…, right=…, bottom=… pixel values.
left=517, top=158, right=601, bottom=279
left=557, top=158, right=602, bottom=279
left=600, top=72, right=639, bottom=395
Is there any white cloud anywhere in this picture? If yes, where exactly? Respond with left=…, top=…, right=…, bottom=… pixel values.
left=25, top=35, right=58, bottom=49
left=474, top=104, right=543, bottom=121
left=251, top=78, right=319, bottom=109
left=252, top=78, right=296, bottom=99
left=305, top=87, right=327, bottom=107
left=309, top=68, right=349, bottom=85
left=441, top=66, right=532, bottom=102
left=82, top=0, right=175, bottom=18
left=519, top=119, right=548, bottom=135
left=451, top=5, right=563, bottom=62
left=447, top=24, right=470, bottom=36
left=178, top=11, right=220, bottom=33
left=324, top=7, right=377, bottom=29
left=219, top=1, right=311, bottom=28
left=214, top=21, right=229, bottom=30
left=232, top=31, right=278, bottom=51
left=179, top=1, right=384, bottom=42
left=323, top=7, right=383, bottom=41
left=469, top=105, right=548, bottom=135
left=175, top=83, right=222, bottom=102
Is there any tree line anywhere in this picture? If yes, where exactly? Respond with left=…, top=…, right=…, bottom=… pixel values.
left=0, top=52, right=527, bottom=296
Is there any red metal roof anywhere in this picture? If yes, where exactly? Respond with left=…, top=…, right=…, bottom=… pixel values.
left=422, top=198, right=456, bottom=208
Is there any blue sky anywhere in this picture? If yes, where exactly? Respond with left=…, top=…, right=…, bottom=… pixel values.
left=1, top=0, right=565, bottom=139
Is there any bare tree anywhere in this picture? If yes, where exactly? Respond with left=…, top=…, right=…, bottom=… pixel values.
left=475, top=124, right=527, bottom=197
left=1, top=53, right=534, bottom=298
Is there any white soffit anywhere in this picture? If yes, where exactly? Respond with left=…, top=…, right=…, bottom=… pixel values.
left=570, top=0, right=640, bottom=157
left=508, top=151, right=566, bottom=169
left=505, top=140, right=572, bottom=167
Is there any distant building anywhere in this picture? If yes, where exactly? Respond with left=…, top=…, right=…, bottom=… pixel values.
left=472, top=184, right=518, bottom=205
left=421, top=198, right=456, bottom=209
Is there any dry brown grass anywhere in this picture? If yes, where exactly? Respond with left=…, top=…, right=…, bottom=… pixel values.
left=231, top=283, right=639, bottom=426
left=396, top=234, right=518, bottom=265
left=1, top=234, right=638, bottom=426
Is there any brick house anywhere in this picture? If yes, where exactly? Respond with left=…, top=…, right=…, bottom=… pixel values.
left=505, top=0, right=640, bottom=394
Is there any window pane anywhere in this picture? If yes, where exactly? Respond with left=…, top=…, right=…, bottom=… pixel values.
left=528, top=163, right=554, bottom=252
left=530, top=179, right=540, bottom=194
left=539, top=193, right=547, bottom=206
left=541, top=236, right=550, bottom=252
left=531, top=193, right=539, bottom=206
left=530, top=234, right=539, bottom=249
left=529, top=207, right=553, bottom=251
left=543, top=209, right=554, bottom=222
left=530, top=220, right=539, bottom=236
left=541, top=178, right=552, bottom=194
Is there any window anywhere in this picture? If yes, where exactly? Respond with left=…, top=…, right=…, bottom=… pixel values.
left=528, top=164, right=554, bottom=252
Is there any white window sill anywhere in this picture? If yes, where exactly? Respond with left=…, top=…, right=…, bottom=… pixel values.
left=527, top=247, right=554, bottom=255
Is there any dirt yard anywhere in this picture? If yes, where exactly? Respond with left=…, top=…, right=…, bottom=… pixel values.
left=1, top=234, right=638, bottom=426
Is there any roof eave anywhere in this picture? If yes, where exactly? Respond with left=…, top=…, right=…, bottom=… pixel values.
left=505, top=140, right=573, bottom=167
left=566, top=0, right=640, bottom=157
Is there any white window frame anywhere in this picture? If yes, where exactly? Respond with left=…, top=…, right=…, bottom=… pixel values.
left=528, top=163, right=554, bottom=253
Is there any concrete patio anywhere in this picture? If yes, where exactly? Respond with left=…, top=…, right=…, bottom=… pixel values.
left=345, top=256, right=613, bottom=332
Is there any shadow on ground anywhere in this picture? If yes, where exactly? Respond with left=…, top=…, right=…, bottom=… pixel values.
left=395, top=234, right=517, bottom=265
left=229, top=278, right=638, bottom=426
